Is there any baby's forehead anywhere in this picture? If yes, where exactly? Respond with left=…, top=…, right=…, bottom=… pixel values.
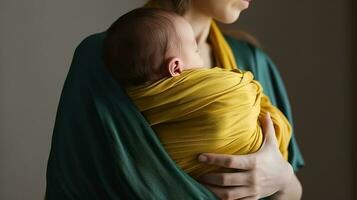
left=149, top=11, right=187, bottom=38
left=171, top=15, right=191, bottom=31
left=169, top=15, right=193, bottom=38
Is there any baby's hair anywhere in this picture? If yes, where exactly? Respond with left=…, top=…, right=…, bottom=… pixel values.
left=103, top=8, right=181, bottom=87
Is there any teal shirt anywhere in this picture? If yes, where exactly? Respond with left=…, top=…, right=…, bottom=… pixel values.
left=45, top=32, right=304, bottom=200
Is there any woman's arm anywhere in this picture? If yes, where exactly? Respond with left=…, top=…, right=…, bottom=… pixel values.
left=197, top=113, right=302, bottom=200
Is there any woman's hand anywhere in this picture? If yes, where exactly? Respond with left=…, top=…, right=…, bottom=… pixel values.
left=197, top=113, right=302, bottom=200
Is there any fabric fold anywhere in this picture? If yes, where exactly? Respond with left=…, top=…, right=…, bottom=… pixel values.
left=127, top=67, right=292, bottom=178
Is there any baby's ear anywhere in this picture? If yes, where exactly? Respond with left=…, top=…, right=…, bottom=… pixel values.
left=166, top=57, right=183, bottom=77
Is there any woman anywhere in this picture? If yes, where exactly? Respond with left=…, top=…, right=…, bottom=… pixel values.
left=45, top=0, right=304, bottom=199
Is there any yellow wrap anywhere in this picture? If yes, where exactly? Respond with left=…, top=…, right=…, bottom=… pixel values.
left=125, top=1, right=292, bottom=178
left=127, top=68, right=292, bottom=178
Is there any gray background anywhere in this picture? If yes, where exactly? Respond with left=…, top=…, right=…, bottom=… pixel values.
left=0, top=0, right=355, bottom=199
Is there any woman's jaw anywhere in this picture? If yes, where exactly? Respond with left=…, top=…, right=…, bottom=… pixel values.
left=180, top=0, right=250, bottom=45
left=188, top=0, right=250, bottom=24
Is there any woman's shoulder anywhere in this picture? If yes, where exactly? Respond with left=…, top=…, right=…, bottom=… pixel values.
left=225, top=33, right=270, bottom=54
left=223, top=30, right=262, bottom=50
left=223, top=33, right=275, bottom=75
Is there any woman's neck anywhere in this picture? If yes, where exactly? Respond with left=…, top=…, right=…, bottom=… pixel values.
left=157, top=0, right=212, bottom=45
left=182, top=10, right=212, bottom=46
left=157, top=0, right=214, bottom=66
left=183, top=9, right=215, bottom=67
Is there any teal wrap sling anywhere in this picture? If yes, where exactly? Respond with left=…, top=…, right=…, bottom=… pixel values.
left=45, top=32, right=304, bottom=199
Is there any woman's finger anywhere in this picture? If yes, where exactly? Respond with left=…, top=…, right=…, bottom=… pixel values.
left=198, top=171, right=251, bottom=186
left=197, top=113, right=295, bottom=199
left=198, top=153, right=257, bottom=170
left=201, top=183, right=259, bottom=200
left=258, top=112, right=278, bottom=147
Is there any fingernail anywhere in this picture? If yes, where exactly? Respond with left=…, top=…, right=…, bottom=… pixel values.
left=198, top=155, right=207, bottom=162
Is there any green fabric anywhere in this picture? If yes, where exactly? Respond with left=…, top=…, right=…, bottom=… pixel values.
left=225, top=36, right=305, bottom=171
left=45, top=32, right=217, bottom=199
left=46, top=32, right=304, bottom=199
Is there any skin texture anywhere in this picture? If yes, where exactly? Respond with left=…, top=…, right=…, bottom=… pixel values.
left=183, top=0, right=250, bottom=67
left=164, top=15, right=204, bottom=77
left=160, top=0, right=303, bottom=199
left=189, top=0, right=249, bottom=24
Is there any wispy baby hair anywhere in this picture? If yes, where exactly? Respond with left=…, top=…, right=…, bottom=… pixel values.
left=103, top=8, right=181, bottom=87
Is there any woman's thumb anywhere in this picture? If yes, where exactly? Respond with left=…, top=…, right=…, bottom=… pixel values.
left=260, top=112, right=278, bottom=146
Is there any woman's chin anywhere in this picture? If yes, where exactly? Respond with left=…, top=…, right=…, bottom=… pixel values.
left=217, top=2, right=250, bottom=24
left=216, top=11, right=242, bottom=24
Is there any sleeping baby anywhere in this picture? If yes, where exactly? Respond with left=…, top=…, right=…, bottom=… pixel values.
left=103, top=8, right=291, bottom=178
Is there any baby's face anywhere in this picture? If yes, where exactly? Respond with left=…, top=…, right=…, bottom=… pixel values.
left=174, top=16, right=204, bottom=69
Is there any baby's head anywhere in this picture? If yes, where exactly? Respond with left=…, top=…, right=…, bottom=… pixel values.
left=103, top=8, right=203, bottom=87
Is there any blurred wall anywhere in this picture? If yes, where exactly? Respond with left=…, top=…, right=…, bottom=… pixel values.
left=0, top=0, right=145, bottom=199
left=0, top=0, right=354, bottom=199
left=224, top=0, right=355, bottom=199
left=351, top=1, right=357, bottom=199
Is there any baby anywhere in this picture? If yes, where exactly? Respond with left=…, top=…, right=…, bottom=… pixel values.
left=103, top=8, right=204, bottom=87
left=103, top=8, right=291, bottom=178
